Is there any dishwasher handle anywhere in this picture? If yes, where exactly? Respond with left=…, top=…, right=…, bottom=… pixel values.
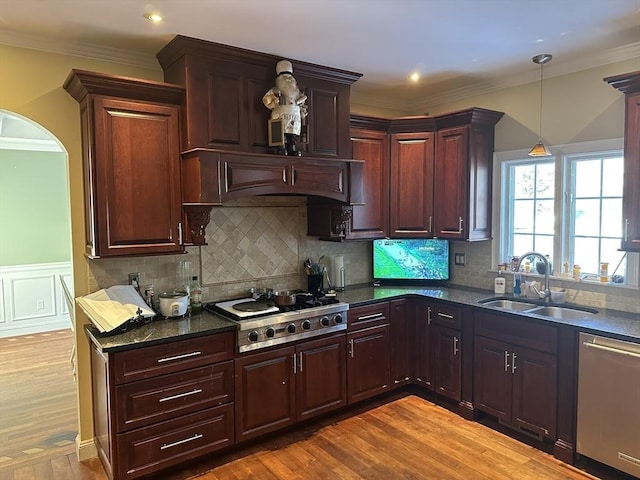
left=582, top=341, right=640, bottom=359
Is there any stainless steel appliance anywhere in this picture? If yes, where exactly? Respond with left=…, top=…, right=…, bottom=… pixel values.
left=208, top=295, right=348, bottom=353
left=577, top=333, right=640, bottom=477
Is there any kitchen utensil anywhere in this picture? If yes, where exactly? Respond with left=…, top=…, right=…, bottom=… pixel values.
left=550, top=288, right=566, bottom=304
left=159, top=291, right=189, bottom=317
left=272, top=290, right=298, bottom=306
left=307, top=274, right=323, bottom=295
left=249, top=287, right=273, bottom=299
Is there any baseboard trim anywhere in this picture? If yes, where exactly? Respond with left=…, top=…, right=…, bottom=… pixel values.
left=76, top=434, right=98, bottom=461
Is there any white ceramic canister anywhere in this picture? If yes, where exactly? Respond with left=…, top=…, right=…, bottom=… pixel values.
left=159, top=291, right=189, bottom=317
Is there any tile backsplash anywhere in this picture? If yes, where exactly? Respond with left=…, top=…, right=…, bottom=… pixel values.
left=86, top=197, right=639, bottom=314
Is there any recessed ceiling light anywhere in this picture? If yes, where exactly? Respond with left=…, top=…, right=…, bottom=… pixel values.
left=144, top=12, right=163, bottom=23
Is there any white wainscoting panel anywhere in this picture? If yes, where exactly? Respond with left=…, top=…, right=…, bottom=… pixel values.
left=0, top=262, right=72, bottom=338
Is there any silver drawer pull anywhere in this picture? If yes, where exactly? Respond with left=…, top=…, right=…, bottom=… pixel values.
left=583, top=342, right=640, bottom=358
left=160, top=433, right=203, bottom=450
left=157, top=351, right=202, bottom=363
left=358, top=313, right=384, bottom=321
left=437, top=312, right=454, bottom=319
left=159, top=388, right=203, bottom=403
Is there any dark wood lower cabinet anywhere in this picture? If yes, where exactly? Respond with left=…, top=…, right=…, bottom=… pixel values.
left=347, top=324, right=390, bottom=404
left=235, top=334, right=347, bottom=442
left=390, top=298, right=411, bottom=387
left=474, top=311, right=558, bottom=439
left=414, top=299, right=434, bottom=389
left=433, top=325, right=461, bottom=401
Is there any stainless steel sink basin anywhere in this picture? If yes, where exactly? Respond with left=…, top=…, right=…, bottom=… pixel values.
left=527, top=306, right=596, bottom=320
left=479, top=298, right=539, bottom=311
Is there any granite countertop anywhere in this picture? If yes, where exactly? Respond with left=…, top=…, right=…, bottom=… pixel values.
left=88, top=283, right=640, bottom=353
left=339, top=284, right=640, bottom=342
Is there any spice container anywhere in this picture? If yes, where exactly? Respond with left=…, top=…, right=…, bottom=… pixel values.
left=573, top=264, right=581, bottom=280
left=600, top=262, right=609, bottom=283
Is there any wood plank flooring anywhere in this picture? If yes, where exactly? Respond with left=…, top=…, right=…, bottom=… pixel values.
left=0, top=329, right=629, bottom=480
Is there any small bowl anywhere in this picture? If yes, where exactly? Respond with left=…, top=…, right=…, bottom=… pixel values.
left=550, top=289, right=566, bottom=304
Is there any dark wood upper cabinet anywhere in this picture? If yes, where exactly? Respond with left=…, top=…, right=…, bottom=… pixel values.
left=156, top=35, right=360, bottom=159
left=605, top=70, right=640, bottom=252
left=434, top=109, right=504, bottom=241
left=64, top=69, right=185, bottom=258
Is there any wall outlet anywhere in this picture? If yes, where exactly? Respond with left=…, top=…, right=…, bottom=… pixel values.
left=128, top=272, right=140, bottom=287
left=36, top=299, right=45, bottom=310
left=454, top=253, right=466, bottom=266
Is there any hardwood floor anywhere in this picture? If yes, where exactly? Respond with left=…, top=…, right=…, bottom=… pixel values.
left=0, top=330, right=628, bottom=480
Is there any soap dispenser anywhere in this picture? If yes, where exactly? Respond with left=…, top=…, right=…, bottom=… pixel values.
left=513, top=272, right=522, bottom=297
left=494, top=271, right=506, bottom=294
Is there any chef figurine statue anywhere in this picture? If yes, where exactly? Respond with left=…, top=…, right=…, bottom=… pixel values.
left=263, top=60, right=308, bottom=156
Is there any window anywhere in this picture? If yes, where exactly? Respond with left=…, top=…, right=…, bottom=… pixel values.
left=495, top=139, right=637, bottom=286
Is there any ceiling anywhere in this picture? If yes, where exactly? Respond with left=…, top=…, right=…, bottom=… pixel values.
left=1, top=0, right=639, bottom=113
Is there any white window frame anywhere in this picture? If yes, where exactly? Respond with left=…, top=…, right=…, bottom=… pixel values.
left=492, top=138, right=639, bottom=288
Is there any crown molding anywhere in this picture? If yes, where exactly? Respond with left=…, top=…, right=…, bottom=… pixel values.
left=0, top=29, right=159, bottom=70
left=0, top=137, right=63, bottom=152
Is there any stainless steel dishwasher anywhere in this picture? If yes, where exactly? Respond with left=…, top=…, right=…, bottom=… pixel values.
left=577, top=333, right=640, bottom=477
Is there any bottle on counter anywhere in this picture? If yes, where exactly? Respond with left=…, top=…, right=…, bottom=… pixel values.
left=190, top=276, right=203, bottom=313
left=494, top=270, right=506, bottom=294
left=513, top=272, right=522, bottom=297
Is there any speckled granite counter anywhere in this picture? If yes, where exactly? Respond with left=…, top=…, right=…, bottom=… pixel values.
left=338, top=284, right=640, bottom=342
left=86, top=310, right=236, bottom=352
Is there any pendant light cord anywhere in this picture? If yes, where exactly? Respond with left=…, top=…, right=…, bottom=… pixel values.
left=538, top=62, right=544, bottom=141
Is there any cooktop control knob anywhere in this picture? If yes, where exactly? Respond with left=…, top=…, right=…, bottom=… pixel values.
left=320, top=316, right=330, bottom=327
left=333, top=313, right=343, bottom=324
left=265, top=327, right=275, bottom=338
left=248, top=331, right=259, bottom=342
left=287, top=323, right=296, bottom=334
left=302, top=320, right=311, bottom=330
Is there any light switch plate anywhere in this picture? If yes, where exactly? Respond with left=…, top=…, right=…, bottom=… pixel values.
left=454, top=253, right=466, bottom=266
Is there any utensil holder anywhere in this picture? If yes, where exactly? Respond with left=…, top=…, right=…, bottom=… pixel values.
left=307, top=274, right=323, bottom=295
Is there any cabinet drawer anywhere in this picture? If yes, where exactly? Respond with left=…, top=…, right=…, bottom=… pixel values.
left=431, top=302, right=462, bottom=329
left=348, top=302, right=390, bottom=331
left=115, top=361, right=233, bottom=432
left=116, top=403, right=234, bottom=480
left=474, top=310, right=557, bottom=354
left=113, top=332, right=234, bottom=384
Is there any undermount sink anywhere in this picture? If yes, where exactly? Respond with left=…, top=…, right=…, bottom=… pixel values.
left=527, top=306, right=597, bottom=320
left=480, top=299, right=539, bottom=311
left=479, top=297, right=598, bottom=320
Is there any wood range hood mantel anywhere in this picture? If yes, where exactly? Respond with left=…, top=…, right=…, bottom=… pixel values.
left=156, top=35, right=365, bottom=244
left=181, top=149, right=364, bottom=244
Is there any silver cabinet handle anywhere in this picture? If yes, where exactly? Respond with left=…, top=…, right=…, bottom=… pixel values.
left=437, top=312, right=454, bottom=319
left=358, top=313, right=384, bottom=321
left=624, top=218, right=629, bottom=241
left=427, top=307, right=432, bottom=325
left=428, top=215, right=432, bottom=234
left=453, top=336, right=459, bottom=356
left=159, top=388, right=203, bottom=403
left=298, top=352, right=303, bottom=372
left=161, top=433, right=203, bottom=450
left=157, top=351, right=202, bottom=363
left=348, top=339, right=354, bottom=358
left=178, top=222, right=183, bottom=245
left=511, top=352, right=517, bottom=373
left=504, top=351, right=510, bottom=372
left=293, top=352, right=297, bottom=374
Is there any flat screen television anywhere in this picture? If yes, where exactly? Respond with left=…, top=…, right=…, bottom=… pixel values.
left=373, top=238, right=450, bottom=284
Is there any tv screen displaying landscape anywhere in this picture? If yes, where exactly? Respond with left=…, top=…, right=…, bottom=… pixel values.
left=373, top=238, right=450, bottom=281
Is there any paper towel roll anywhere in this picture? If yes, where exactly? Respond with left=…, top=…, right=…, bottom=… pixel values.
left=332, top=255, right=345, bottom=290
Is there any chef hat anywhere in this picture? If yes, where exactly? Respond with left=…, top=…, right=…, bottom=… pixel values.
left=276, top=60, right=293, bottom=76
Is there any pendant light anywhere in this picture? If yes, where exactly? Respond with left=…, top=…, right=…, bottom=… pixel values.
left=528, top=53, right=553, bottom=157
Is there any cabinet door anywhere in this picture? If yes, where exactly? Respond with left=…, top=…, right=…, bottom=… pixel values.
left=433, top=325, right=461, bottom=402
left=92, top=97, right=183, bottom=257
left=512, top=347, right=557, bottom=438
left=389, top=299, right=411, bottom=387
left=473, top=336, right=511, bottom=421
left=622, top=91, right=640, bottom=251
left=296, top=334, right=347, bottom=422
left=390, top=132, right=435, bottom=237
left=414, top=300, right=434, bottom=389
left=349, top=128, right=389, bottom=239
left=234, top=347, right=296, bottom=442
left=433, top=126, right=468, bottom=239
left=347, top=325, right=390, bottom=404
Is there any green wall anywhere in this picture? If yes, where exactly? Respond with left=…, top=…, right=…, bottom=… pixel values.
left=0, top=149, right=71, bottom=264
